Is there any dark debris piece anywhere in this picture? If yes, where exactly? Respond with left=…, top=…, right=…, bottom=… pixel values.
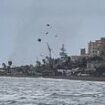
left=46, top=24, right=50, bottom=27
left=45, top=32, right=49, bottom=35
left=37, top=38, right=41, bottom=42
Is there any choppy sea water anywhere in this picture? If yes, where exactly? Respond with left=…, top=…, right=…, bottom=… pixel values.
left=0, top=77, right=105, bottom=105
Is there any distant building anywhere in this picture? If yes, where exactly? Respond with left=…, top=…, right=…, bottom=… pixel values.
left=71, top=55, right=88, bottom=63
left=80, top=48, right=86, bottom=55
left=101, top=37, right=105, bottom=42
left=88, top=37, right=105, bottom=56
left=88, top=41, right=99, bottom=56
left=71, top=56, right=81, bottom=62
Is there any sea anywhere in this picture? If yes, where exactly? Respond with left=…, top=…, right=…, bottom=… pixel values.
left=0, top=77, right=105, bottom=105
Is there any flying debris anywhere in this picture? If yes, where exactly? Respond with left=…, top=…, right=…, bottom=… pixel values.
left=45, top=32, right=49, bottom=35
left=37, top=38, right=41, bottom=42
left=46, top=24, right=50, bottom=27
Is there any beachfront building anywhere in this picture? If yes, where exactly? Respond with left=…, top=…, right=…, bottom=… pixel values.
left=88, top=37, right=105, bottom=56
left=88, top=40, right=100, bottom=56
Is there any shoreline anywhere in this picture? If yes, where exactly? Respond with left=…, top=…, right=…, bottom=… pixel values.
left=45, top=76, right=105, bottom=82
left=0, top=74, right=105, bottom=82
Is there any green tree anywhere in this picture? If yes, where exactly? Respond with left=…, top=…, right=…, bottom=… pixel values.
left=2, top=63, right=6, bottom=70
left=36, top=60, right=41, bottom=67
left=100, top=43, right=105, bottom=59
left=8, top=61, right=12, bottom=67
left=7, top=61, right=12, bottom=73
left=95, top=65, right=105, bottom=77
left=42, top=59, right=46, bottom=65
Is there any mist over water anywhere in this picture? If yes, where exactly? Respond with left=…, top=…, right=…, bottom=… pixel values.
left=0, top=77, right=105, bottom=105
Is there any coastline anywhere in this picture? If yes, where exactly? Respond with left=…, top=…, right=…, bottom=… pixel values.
left=0, top=74, right=105, bottom=82
left=45, top=76, right=105, bottom=82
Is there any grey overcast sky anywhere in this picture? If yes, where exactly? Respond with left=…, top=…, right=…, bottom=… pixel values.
left=0, top=0, right=105, bottom=66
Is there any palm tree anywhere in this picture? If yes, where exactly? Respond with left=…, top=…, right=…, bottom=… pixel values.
left=42, top=59, right=46, bottom=65
left=8, top=61, right=12, bottom=67
left=2, top=63, right=6, bottom=70
left=7, top=61, right=12, bottom=73
left=100, top=44, right=105, bottom=60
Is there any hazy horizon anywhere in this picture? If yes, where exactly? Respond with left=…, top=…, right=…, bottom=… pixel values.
left=0, top=0, right=105, bottom=66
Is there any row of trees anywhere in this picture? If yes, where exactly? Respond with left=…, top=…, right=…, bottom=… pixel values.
left=1, top=42, right=105, bottom=77
left=2, top=61, right=12, bottom=72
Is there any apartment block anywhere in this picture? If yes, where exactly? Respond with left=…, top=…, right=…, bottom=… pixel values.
left=88, top=37, right=105, bottom=56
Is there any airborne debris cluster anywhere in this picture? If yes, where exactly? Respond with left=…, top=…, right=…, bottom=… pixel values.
left=37, top=24, right=58, bottom=42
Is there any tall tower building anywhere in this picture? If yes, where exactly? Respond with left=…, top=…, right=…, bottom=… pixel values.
left=80, top=48, right=86, bottom=55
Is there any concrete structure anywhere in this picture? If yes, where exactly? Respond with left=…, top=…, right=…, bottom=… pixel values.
left=88, top=41, right=99, bottom=56
left=71, top=56, right=81, bottom=62
left=88, top=37, right=105, bottom=56
left=71, top=55, right=89, bottom=62
left=80, top=48, right=86, bottom=55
